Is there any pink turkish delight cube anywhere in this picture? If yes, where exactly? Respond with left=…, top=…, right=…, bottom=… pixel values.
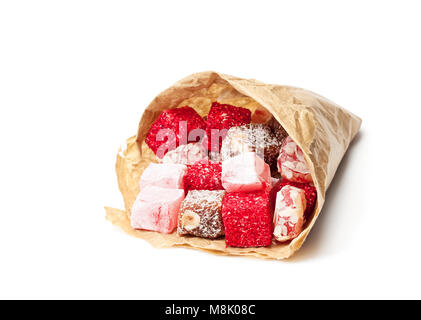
left=221, top=152, right=271, bottom=192
left=139, top=163, right=187, bottom=190
left=273, top=185, right=306, bottom=241
left=131, top=186, right=185, bottom=234
left=277, top=136, right=312, bottom=183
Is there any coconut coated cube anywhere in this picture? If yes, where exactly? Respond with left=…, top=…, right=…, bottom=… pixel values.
left=221, top=152, right=271, bottom=193
left=221, top=124, right=282, bottom=170
left=177, top=190, right=225, bottom=239
left=130, top=186, right=185, bottom=234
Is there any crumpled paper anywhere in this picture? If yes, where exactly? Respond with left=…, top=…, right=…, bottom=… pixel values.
left=105, top=71, right=361, bottom=260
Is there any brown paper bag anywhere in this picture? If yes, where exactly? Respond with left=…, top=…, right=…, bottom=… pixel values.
left=105, top=71, right=361, bottom=260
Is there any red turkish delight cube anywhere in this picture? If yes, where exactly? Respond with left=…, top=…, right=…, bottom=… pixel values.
left=145, top=106, right=207, bottom=158
left=222, top=191, right=273, bottom=248
left=183, top=160, right=223, bottom=191
left=205, top=102, right=251, bottom=153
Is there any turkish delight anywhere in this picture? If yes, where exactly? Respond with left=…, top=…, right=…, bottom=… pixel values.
left=130, top=186, right=185, bottom=234
left=220, top=124, right=282, bottom=169
left=277, top=136, right=312, bottom=183
left=273, top=185, right=306, bottom=242
left=145, top=106, right=207, bottom=158
left=276, top=179, right=317, bottom=220
left=269, top=118, right=289, bottom=143
left=205, top=102, right=251, bottom=153
left=139, top=162, right=187, bottom=190
left=221, top=152, right=271, bottom=193
left=183, top=160, right=223, bottom=191
left=251, top=105, right=273, bottom=124
left=222, top=191, right=273, bottom=248
left=160, top=142, right=208, bottom=165
left=177, top=190, right=225, bottom=239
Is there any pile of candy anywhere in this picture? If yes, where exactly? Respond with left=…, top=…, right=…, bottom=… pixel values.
left=131, top=103, right=317, bottom=247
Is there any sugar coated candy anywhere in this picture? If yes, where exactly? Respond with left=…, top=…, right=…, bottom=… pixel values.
left=273, top=185, right=306, bottom=242
left=131, top=186, right=185, bottom=234
left=139, top=162, right=187, bottom=190
left=276, top=179, right=317, bottom=220
left=160, top=142, right=208, bottom=165
left=221, top=152, right=271, bottom=193
left=222, top=191, right=273, bottom=248
left=269, top=118, right=289, bottom=143
left=183, top=160, right=223, bottom=191
left=145, top=106, right=207, bottom=158
left=205, top=102, right=251, bottom=153
left=277, top=136, right=312, bottom=183
left=221, top=124, right=282, bottom=169
left=177, top=190, right=225, bottom=239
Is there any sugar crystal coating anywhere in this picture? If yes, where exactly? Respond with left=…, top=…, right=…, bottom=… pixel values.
left=205, top=102, right=251, bottom=153
left=139, top=162, right=187, bottom=190
left=273, top=185, right=306, bottom=241
left=178, top=190, right=225, bottom=239
left=131, top=186, right=185, bottom=234
left=183, top=160, right=223, bottom=191
left=145, top=106, right=207, bottom=158
left=277, top=136, right=312, bottom=183
left=221, top=124, right=282, bottom=169
left=221, top=152, right=271, bottom=192
left=222, top=191, right=273, bottom=248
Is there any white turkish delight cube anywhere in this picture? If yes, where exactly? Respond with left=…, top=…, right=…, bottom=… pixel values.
left=277, top=136, right=312, bottom=183
left=160, top=142, right=208, bottom=165
left=221, top=152, right=271, bottom=192
left=273, top=185, right=307, bottom=241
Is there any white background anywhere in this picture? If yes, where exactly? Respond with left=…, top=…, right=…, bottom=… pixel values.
left=1, top=0, right=420, bottom=300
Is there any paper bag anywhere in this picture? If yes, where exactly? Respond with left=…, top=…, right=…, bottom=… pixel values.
left=105, top=71, right=361, bottom=260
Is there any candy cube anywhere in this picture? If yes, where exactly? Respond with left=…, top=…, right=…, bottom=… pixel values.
left=221, top=152, right=271, bottom=192
left=273, top=185, right=307, bottom=241
left=183, top=160, right=223, bottom=191
left=205, top=102, right=251, bottom=153
left=139, top=162, right=187, bottom=190
left=222, top=191, right=273, bottom=247
left=275, top=179, right=317, bottom=220
left=145, top=106, right=207, bottom=158
left=251, top=105, right=273, bottom=124
left=177, top=190, right=225, bottom=239
left=277, top=136, right=312, bottom=183
left=160, top=142, right=208, bottom=165
left=269, top=118, right=289, bottom=144
left=221, top=124, right=282, bottom=169
left=131, top=186, right=185, bottom=234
